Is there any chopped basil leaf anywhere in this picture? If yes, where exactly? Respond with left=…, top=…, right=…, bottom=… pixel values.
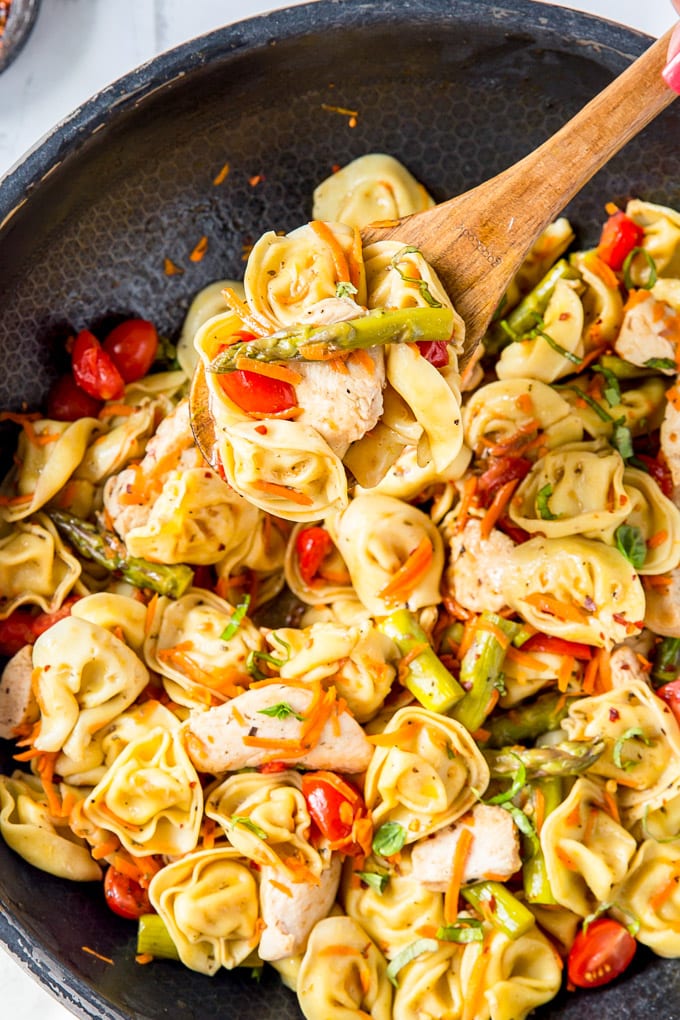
left=593, top=364, right=622, bottom=407
left=559, top=385, right=613, bottom=423
left=247, top=647, right=289, bottom=679
left=612, top=419, right=634, bottom=461
left=231, top=815, right=268, bottom=839
left=502, top=803, right=539, bottom=854
left=537, top=483, right=560, bottom=521
left=641, top=803, right=680, bottom=844
left=220, top=593, right=251, bottom=641
left=386, top=938, right=439, bottom=987
left=258, top=701, right=306, bottom=722
left=372, top=821, right=407, bottom=857
left=612, top=726, right=653, bottom=770
left=356, top=870, right=390, bottom=894
left=614, top=524, right=646, bottom=569
left=436, top=919, right=485, bottom=943
left=485, top=752, right=526, bottom=806
left=622, top=247, right=657, bottom=291
left=390, top=246, right=442, bottom=308
left=644, top=357, right=675, bottom=372
left=335, top=280, right=359, bottom=299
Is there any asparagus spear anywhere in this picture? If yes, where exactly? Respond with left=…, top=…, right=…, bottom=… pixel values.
left=207, top=306, right=454, bottom=373
left=523, top=777, right=561, bottom=905
left=137, top=913, right=180, bottom=960
left=651, top=637, right=680, bottom=688
left=377, top=608, right=465, bottom=713
left=461, top=881, right=535, bottom=940
left=450, top=613, right=523, bottom=734
left=484, top=738, right=605, bottom=780
left=49, top=510, right=194, bottom=598
left=482, top=690, right=579, bottom=749
left=485, top=259, right=581, bottom=353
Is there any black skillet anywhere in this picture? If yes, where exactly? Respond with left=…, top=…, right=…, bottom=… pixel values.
left=0, top=1, right=679, bottom=1017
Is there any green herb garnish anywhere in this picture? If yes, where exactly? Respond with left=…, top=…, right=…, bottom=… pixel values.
left=390, top=246, right=442, bottom=308
left=386, top=938, right=439, bottom=987
left=356, top=870, right=390, bottom=894
left=644, top=357, right=675, bottom=372
left=372, top=821, right=407, bottom=857
left=436, top=919, right=485, bottom=943
left=537, top=483, right=561, bottom=521
left=622, top=248, right=657, bottom=290
left=230, top=816, right=268, bottom=839
left=612, top=727, right=653, bottom=770
left=484, top=753, right=527, bottom=806
left=258, top=702, right=306, bottom=722
left=335, top=280, right=359, bottom=299
left=220, top=594, right=251, bottom=641
left=614, top=524, right=646, bottom=569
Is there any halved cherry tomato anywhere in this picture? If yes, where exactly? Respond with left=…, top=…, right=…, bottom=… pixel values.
left=416, top=339, right=449, bottom=367
left=634, top=453, right=674, bottom=499
left=218, top=369, right=296, bottom=415
left=656, top=679, right=680, bottom=726
left=523, top=634, right=593, bottom=660
left=71, top=329, right=125, bottom=401
left=103, top=318, right=159, bottom=383
left=476, top=456, right=532, bottom=503
left=301, top=771, right=365, bottom=851
left=46, top=374, right=103, bottom=421
left=596, top=211, right=644, bottom=272
left=295, top=527, right=333, bottom=585
left=0, top=597, right=80, bottom=656
left=104, top=864, right=152, bottom=920
left=567, top=917, right=636, bottom=988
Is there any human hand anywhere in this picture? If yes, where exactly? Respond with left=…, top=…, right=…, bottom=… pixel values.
left=663, top=0, right=680, bottom=92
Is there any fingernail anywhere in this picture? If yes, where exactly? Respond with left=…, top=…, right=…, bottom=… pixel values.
left=662, top=51, right=680, bottom=94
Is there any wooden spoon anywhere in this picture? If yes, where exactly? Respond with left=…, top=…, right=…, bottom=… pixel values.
left=362, top=25, right=677, bottom=362
left=191, top=26, right=677, bottom=460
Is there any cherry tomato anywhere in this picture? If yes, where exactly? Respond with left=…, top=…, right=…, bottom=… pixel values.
left=476, top=456, right=532, bottom=503
left=218, top=369, right=296, bottom=415
left=0, top=597, right=80, bottom=656
left=301, top=771, right=364, bottom=850
left=71, top=329, right=125, bottom=401
left=104, top=865, right=152, bottom=920
left=634, top=453, right=674, bottom=499
left=103, top=318, right=159, bottom=383
left=523, top=634, right=593, bottom=660
left=416, top=339, right=449, bottom=367
left=596, top=211, right=644, bottom=272
left=46, top=374, right=103, bottom=421
left=656, top=679, right=680, bottom=726
left=567, top=918, right=636, bottom=988
left=295, top=527, right=334, bottom=585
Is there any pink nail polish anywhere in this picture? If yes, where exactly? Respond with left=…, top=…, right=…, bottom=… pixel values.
left=662, top=51, right=680, bottom=94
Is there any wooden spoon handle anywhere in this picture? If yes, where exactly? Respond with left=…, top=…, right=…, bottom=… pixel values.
left=481, top=26, right=678, bottom=235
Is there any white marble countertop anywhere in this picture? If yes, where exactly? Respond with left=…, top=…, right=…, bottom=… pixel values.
left=0, top=0, right=676, bottom=1017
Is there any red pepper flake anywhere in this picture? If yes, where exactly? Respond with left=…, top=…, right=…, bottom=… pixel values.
left=213, top=162, right=230, bottom=185
left=163, top=257, right=184, bottom=276
left=331, top=163, right=341, bottom=173
left=255, top=425, right=268, bottom=435
left=189, top=236, right=209, bottom=263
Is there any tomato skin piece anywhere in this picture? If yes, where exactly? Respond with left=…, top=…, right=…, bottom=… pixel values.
left=567, top=918, right=636, bottom=989
left=596, top=211, right=644, bottom=272
left=656, top=679, right=680, bottom=726
left=103, top=319, right=159, bottom=383
left=218, top=368, right=296, bottom=414
left=477, top=456, right=532, bottom=503
left=295, top=527, right=333, bottom=585
left=301, top=772, right=363, bottom=847
left=46, top=374, right=103, bottom=421
left=72, top=330, right=125, bottom=401
left=635, top=453, right=674, bottom=499
left=0, top=597, right=81, bottom=656
left=523, top=634, right=593, bottom=661
left=104, top=865, right=152, bottom=920
left=416, top=339, right=449, bottom=367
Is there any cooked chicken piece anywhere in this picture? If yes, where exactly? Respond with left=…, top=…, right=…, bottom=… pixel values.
left=104, top=398, right=204, bottom=538
left=609, top=645, right=650, bottom=689
left=410, top=803, right=521, bottom=891
left=295, top=349, right=385, bottom=458
left=445, top=519, right=515, bottom=614
left=0, top=645, right=38, bottom=740
left=661, top=399, right=680, bottom=488
left=614, top=292, right=677, bottom=372
left=296, top=297, right=365, bottom=325
left=645, top=566, right=680, bottom=637
left=185, top=682, right=373, bottom=774
left=258, top=855, right=342, bottom=961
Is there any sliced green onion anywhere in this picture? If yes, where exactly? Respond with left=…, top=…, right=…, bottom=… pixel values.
left=651, top=637, right=680, bottom=687
left=390, top=246, right=442, bottom=308
left=484, top=753, right=527, bottom=806
left=622, top=247, right=657, bottom=290
left=137, top=914, right=180, bottom=960
left=536, top=483, right=561, bottom=521
left=386, top=938, right=439, bottom=987
left=258, top=702, right=305, bottom=721
left=644, top=357, right=675, bottom=372
left=530, top=324, right=583, bottom=365
left=612, top=418, right=634, bottom=461
left=461, top=881, right=535, bottom=940
left=220, top=594, right=251, bottom=641
left=612, top=727, right=653, bottom=770
left=559, top=384, right=614, bottom=423
left=436, top=918, right=485, bottom=943
left=231, top=815, right=268, bottom=839
left=356, top=870, right=390, bottom=894
left=641, top=803, right=680, bottom=844
left=372, top=821, right=407, bottom=857
left=503, top=802, right=539, bottom=855
left=614, top=524, right=646, bottom=569
left=592, top=363, right=622, bottom=407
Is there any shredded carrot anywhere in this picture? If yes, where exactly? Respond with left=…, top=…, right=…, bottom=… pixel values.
left=81, top=946, right=114, bottom=965
left=445, top=827, right=474, bottom=924
left=189, top=235, right=209, bottom=262
left=605, top=201, right=620, bottom=215
left=516, top=392, right=534, bottom=415
left=158, top=645, right=245, bottom=698
left=317, top=944, right=363, bottom=957
left=98, top=403, right=135, bottom=419
left=462, top=939, right=489, bottom=1020
left=595, top=646, right=612, bottom=693
left=111, top=854, right=145, bottom=881
left=252, top=479, right=314, bottom=506
left=457, top=613, right=480, bottom=661
left=378, top=537, right=434, bottom=604
left=348, top=348, right=376, bottom=374
left=456, top=475, right=479, bottom=532
left=555, top=846, right=579, bottom=871
left=144, top=593, right=159, bottom=636
left=163, top=257, right=184, bottom=275
left=649, top=862, right=680, bottom=912
left=310, top=219, right=352, bottom=283
left=0, top=492, right=34, bottom=506
left=534, top=787, right=546, bottom=835
left=480, top=478, right=520, bottom=539
left=584, top=251, right=620, bottom=290
left=135, top=953, right=154, bottom=965
left=503, top=645, right=552, bottom=673
left=581, top=652, right=599, bottom=695
left=221, top=286, right=272, bottom=335
left=213, top=162, right=230, bottom=185
left=92, top=838, right=120, bottom=861
left=367, top=720, right=423, bottom=747
left=475, top=616, right=512, bottom=650
left=233, top=356, right=302, bottom=385
left=601, top=785, right=620, bottom=824
left=524, top=592, right=588, bottom=625
left=248, top=405, right=304, bottom=420
left=647, top=529, right=669, bottom=550
left=329, top=356, right=350, bottom=374
left=557, top=655, right=575, bottom=693
left=645, top=574, right=671, bottom=592
left=269, top=879, right=293, bottom=897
